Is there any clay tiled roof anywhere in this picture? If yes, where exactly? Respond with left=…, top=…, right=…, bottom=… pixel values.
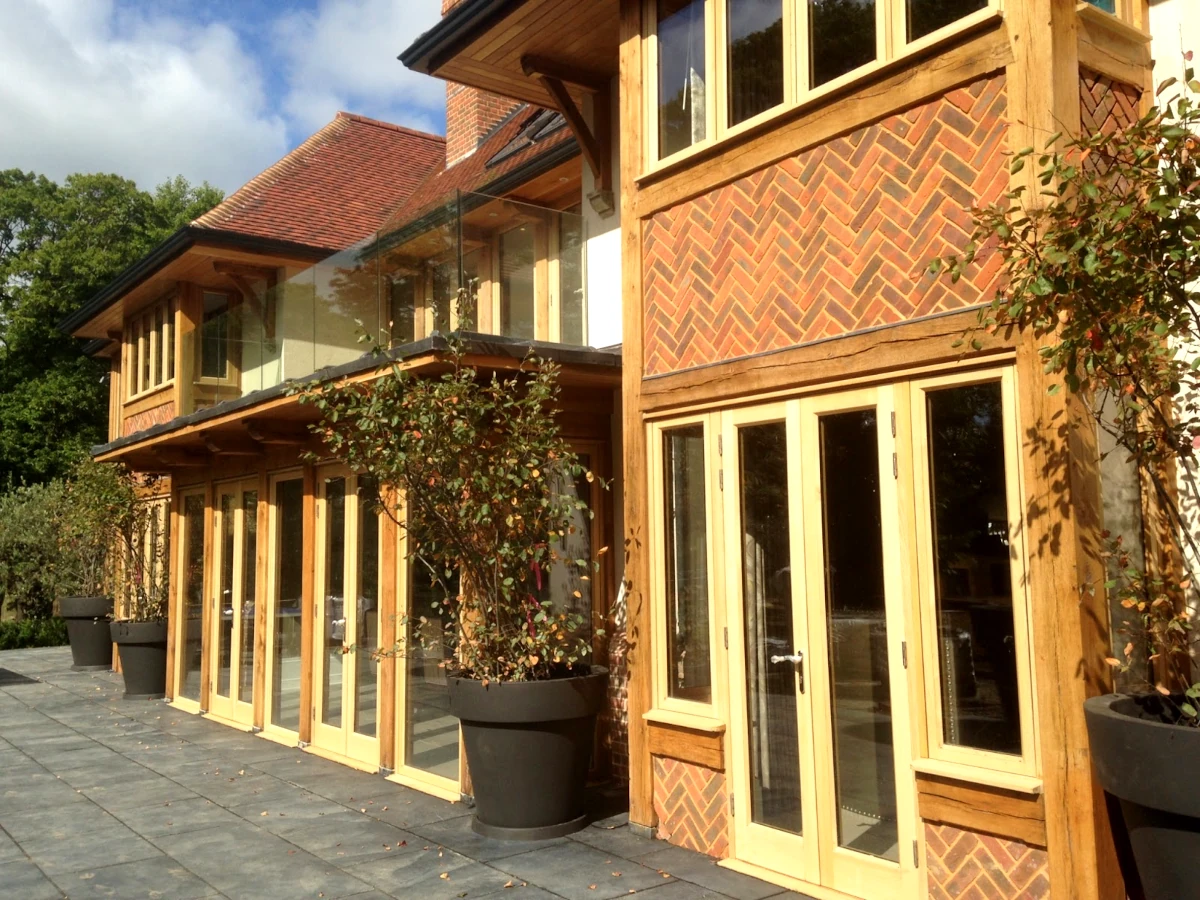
left=194, top=112, right=446, bottom=251
left=386, top=105, right=575, bottom=228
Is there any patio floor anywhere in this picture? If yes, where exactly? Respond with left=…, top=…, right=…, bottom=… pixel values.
left=0, top=647, right=811, bottom=900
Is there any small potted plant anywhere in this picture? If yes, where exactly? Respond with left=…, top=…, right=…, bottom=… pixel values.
left=303, top=320, right=607, bottom=840
left=932, top=62, right=1200, bottom=900
left=56, top=458, right=121, bottom=671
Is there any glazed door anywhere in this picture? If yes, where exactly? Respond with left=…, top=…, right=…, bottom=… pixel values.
left=312, top=470, right=381, bottom=768
left=263, top=474, right=305, bottom=737
left=725, top=388, right=918, bottom=899
left=207, top=479, right=259, bottom=726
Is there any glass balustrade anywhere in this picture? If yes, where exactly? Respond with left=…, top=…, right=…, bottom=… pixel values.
left=179, top=191, right=587, bottom=416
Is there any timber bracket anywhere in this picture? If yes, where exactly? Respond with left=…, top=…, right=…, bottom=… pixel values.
left=520, top=54, right=614, bottom=218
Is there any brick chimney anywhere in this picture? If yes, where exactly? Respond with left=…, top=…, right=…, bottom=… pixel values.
left=441, top=0, right=521, bottom=165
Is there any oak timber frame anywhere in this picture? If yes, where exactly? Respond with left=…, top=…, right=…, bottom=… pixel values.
left=616, top=0, right=1149, bottom=897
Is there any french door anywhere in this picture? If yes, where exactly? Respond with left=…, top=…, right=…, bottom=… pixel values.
left=207, top=478, right=259, bottom=727
left=723, top=387, right=918, bottom=899
left=311, top=468, right=381, bottom=769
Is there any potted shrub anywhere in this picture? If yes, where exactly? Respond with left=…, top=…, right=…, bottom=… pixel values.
left=303, top=324, right=607, bottom=840
left=56, top=458, right=122, bottom=671
left=932, top=62, right=1200, bottom=899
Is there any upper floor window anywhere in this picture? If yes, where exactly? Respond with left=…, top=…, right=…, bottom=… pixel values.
left=125, top=295, right=175, bottom=400
left=200, top=290, right=235, bottom=382
left=647, top=0, right=996, bottom=164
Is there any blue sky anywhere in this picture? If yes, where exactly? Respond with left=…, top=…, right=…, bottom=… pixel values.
left=0, top=0, right=446, bottom=194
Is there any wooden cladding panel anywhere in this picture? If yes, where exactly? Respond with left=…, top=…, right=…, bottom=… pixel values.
left=917, top=773, right=1047, bottom=849
left=641, top=75, right=1008, bottom=377
left=646, top=722, right=724, bottom=772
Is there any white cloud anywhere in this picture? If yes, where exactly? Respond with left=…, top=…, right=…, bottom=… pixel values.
left=273, top=0, right=446, bottom=137
left=0, top=0, right=289, bottom=193
left=0, top=0, right=448, bottom=195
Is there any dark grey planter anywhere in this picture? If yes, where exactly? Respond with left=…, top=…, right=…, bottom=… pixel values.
left=448, top=665, right=608, bottom=840
left=110, top=620, right=168, bottom=699
left=1084, top=693, right=1200, bottom=900
left=59, top=596, right=113, bottom=671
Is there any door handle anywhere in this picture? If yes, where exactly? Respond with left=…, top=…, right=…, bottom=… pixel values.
left=770, top=651, right=805, bottom=693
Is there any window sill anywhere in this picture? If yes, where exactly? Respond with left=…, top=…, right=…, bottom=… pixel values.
left=1075, top=2, right=1149, bottom=43
left=124, top=383, right=174, bottom=409
left=643, top=708, right=726, bottom=734
left=912, top=757, right=1042, bottom=795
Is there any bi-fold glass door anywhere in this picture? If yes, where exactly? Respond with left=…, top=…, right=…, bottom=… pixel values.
left=207, top=479, right=260, bottom=726
left=722, top=387, right=919, bottom=900
left=312, top=468, right=381, bottom=768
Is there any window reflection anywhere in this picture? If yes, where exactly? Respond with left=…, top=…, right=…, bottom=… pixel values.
left=810, top=0, right=877, bottom=88
left=664, top=425, right=711, bottom=703
left=926, top=382, right=1021, bottom=756
left=658, top=0, right=708, bottom=158
left=271, top=479, right=304, bottom=732
left=355, top=477, right=380, bottom=738
left=727, top=0, right=784, bottom=125
left=180, top=494, right=205, bottom=702
left=906, top=0, right=986, bottom=42
left=500, top=226, right=536, bottom=340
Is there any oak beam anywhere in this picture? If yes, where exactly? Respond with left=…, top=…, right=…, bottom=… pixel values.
left=520, top=54, right=610, bottom=93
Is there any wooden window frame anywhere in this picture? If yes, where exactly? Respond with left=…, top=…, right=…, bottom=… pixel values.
left=643, top=0, right=1003, bottom=171
left=197, top=289, right=241, bottom=388
left=906, top=366, right=1040, bottom=781
left=646, top=413, right=727, bottom=728
left=124, top=295, right=177, bottom=402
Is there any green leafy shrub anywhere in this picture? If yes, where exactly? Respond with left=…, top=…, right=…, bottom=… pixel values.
left=0, top=480, right=74, bottom=619
left=301, top=327, right=604, bottom=684
left=932, top=61, right=1200, bottom=723
left=0, top=617, right=68, bottom=650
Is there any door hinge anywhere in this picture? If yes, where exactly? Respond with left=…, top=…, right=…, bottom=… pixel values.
left=901, top=640, right=908, bottom=669
left=890, top=411, right=897, bottom=438
left=892, top=452, right=898, bottom=479
left=717, top=434, right=723, bottom=456
left=723, top=627, right=729, bottom=650
left=913, top=839, right=920, bottom=867
left=718, top=469, right=724, bottom=491
left=729, top=793, right=735, bottom=815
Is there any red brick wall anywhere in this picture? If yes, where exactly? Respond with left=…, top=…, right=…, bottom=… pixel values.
left=603, top=587, right=629, bottom=781
left=1080, top=69, right=1141, bottom=138
left=445, top=84, right=521, bottom=166
left=123, top=401, right=176, bottom=437
left=925, top=823, right=1049, bottom=899
left=642, top=74, right=1009, bottom=376
left=653, top=757, right=729, bottom=858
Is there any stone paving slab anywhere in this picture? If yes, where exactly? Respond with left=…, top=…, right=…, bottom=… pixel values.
left=0, top=647, right=816, bottom=900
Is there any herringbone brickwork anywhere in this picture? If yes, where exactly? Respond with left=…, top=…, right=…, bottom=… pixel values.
left=603, top=585, right=629, bottom=781
left=1080, top=69, right=1142, bottom=138
left=652, top=756, right=729, bottom=858
left=925, top=822, right=1049, bottom=900
left=123, top=401, right=176, bottom=437
left=643, top=75, right=1008, bottom=375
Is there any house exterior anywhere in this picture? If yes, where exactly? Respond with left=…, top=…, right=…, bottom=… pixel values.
left=400, top=0, right=1176, bottom=899
left=63, top=101, right=625, bottom=797
left=61, top=0, right=1195, bottom=896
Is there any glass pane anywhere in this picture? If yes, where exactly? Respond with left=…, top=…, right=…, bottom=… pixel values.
left=539, top=458, right=593, bottom=657
left=461, top=248, right=482, bottom=330
left=142, top=313, right=153, bottom=389
left=432, top=260, right=456, bottom=334
left=239, top=490, right=258, bottom=703
left=657, top=0, right=708, bottom=158
left=201, top=292, right=229, bottom=379
left=1086, top=0, right=1115, bottom=11
left=727, top=0, right=784, bottom=126
left=271, top=479, right=304, bottom=731
left=907, top=0, right=986, bottom=42
left=180, top=494, right=206, bottom=702
left=809, top=0, right=876, bottom=88
left=322, top=477, right=347, bottom=728
left=406, top=556, right=460, bottom=779
left=559, top=208, right=585, bottom=346
left=389, top=274, right=418, bottom=346
left=500, top=226, right=536, bottom=340
left=664, top=425, right=711, bottom=703
left=926, top=382, right=1021, bottom=755
left=818, top=409, right=898, bottom=862
left=216, top=492, right=235, bottom=698
left=153, top=305, right=164, bottom=387
left=738, top=422, right=802, bottom=834
left=354, top=478, right=380, bottom=738
left=166, top=298, right=175, bottom=381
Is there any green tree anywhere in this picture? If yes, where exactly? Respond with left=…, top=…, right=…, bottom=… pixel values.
left=0, top=171, right=222, bottom=486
